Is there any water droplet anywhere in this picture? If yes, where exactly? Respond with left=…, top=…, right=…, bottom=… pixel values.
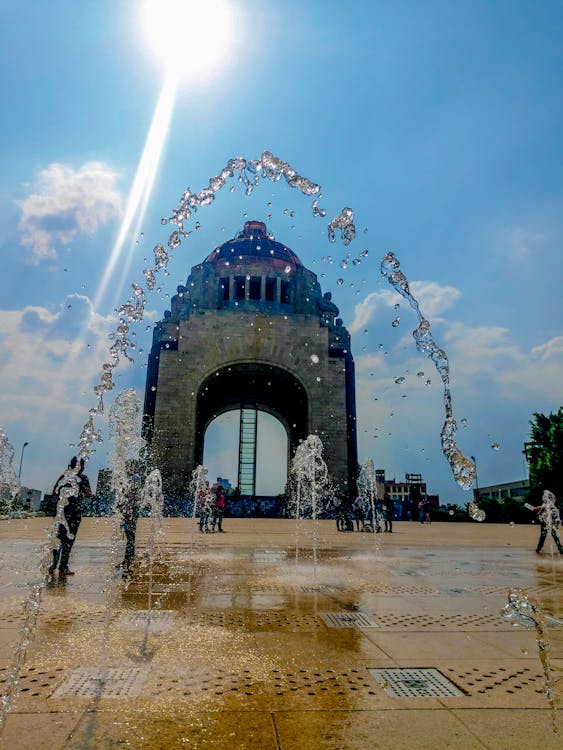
left=394, top=377, right=406, bottom=385
left=491, top=442, right=500, bottom=451
left=284, top=265, right=291, bottom=273
left=425, top=379, right=431, bottom=387
left=151, top=386, right=156, bottom=392
left=391, top=318, right=400, bottom=327
left=468, top=502, right=486, bottom=522
left=461, top=418, right=468, bottom=427
left=417, top=371, right=425, bottom=378
left=337, top=278, right=344, bottom=285
left=310, top=354, right=319, bottom=364
left=394, top=303, right=400, bottom=310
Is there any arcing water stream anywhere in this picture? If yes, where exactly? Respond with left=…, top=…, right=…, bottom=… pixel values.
left=0, top=150, right=480, bottom=732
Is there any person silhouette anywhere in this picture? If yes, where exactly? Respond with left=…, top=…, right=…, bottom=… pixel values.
left=531, top=490, right=563, bottom=554
left=49, top=457, right=92, bottom=578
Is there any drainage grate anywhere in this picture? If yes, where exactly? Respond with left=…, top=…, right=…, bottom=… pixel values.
left=52, top=667, right=148, bottom=698
left=300, top=584, right=342, bottom=593
left=368, top=668, right=464, bottom=697
left=321, top=612, right=376, bottom=628
left=366, top=612, right=509, bottom=630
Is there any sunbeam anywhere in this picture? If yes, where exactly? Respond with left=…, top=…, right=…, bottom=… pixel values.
left=95, top=71, right=179, bottom=311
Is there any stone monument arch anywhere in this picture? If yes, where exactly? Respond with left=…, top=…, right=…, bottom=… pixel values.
left=143, top=220, right=357, bottom=502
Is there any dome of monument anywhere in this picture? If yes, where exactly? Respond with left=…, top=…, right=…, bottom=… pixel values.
left=204, top=221, right=304, bottom=269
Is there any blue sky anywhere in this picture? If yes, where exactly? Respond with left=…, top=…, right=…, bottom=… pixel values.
left=0, top=0, right=561, bottom=504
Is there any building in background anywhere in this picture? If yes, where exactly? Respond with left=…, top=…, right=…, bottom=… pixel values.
left=144, top=221, right=357, bottom=506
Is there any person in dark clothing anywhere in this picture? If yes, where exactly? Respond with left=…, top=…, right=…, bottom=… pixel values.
left=115, top=468, right=143, bottom=576
left=212, top=484, right=226, bottom=532
left=49, top=457, right=91, bottom=578
left=531, top=490, right=563, bottom=554
left=383, top=493, right=393, bottom=532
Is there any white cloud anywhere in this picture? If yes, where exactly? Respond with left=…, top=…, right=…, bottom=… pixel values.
left=409, top=281, right=462, bottom=318
left=531, top=336, right=563, bottom=360
left=18, top=161, right=122, bottom=263
left=348, top=281, right=462, bottom=334
left=0, top=298, right=117, bottom=433
left=348, top=290, right=395, bottom=334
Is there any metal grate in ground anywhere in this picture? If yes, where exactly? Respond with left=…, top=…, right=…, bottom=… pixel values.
left=444, top=665, right=555, bottom=697
left=366, top=612, right=510, bottom=630
left=321, top=612, right=376, bottom=628
left=300, top=584, right=343, bottom=593
left=368, top=668, right=464, bottom=697
left=51, top=667, right=148, bottom=698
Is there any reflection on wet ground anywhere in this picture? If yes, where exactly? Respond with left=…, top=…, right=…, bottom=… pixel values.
left=0, top=518, right=561, bottom=749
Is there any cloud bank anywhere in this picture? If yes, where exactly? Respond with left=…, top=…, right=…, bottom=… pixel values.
left=18, top=162, right=122, bottom=263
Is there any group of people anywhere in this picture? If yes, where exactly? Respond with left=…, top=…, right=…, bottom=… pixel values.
left=46, top=456, right=563, bottom=582
left=417, top=499, right=432, bottom=524
left=331, top=493, right=393, bottom=533
left=197, top=481, right=226, bottom=533
left=47, top=457, right=230, bottom=581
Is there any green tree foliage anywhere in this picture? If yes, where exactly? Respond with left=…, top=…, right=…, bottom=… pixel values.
left=527, top=408, right=563, bottom=502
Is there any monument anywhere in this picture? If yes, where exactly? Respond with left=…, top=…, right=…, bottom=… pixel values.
left=143, top=221, right=357, bottom=504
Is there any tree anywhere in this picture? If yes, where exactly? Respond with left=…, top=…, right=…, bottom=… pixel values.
left=526, top=408, right=563, bottom=502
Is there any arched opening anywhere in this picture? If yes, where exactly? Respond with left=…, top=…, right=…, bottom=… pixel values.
left=194, top=362, right=309, bottom=495
left=203, top=409, right=288, bottom=495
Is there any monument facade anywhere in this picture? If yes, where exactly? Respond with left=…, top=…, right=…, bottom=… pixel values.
left=143, top=221, right=357, bottom=501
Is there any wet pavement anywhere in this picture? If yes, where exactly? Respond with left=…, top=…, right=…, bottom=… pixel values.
left=0, top=517, right=562, bottom=749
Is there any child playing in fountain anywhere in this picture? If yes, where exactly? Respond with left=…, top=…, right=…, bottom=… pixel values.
left=529, top=490, right=563, bottom=554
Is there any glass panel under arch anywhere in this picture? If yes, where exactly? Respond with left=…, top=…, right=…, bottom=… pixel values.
left=203, top=409, right=288, bottom=496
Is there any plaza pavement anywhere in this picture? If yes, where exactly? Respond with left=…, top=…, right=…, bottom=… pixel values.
left=0, top=517, right=561, bottom=749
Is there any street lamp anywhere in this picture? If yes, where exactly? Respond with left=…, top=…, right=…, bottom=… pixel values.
left=18, top=441, right=29, bottom=482
left=470, top=455, right=479, bottom=502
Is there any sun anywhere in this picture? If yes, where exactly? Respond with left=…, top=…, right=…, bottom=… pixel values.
left=141, top=0, right=235, bottom=81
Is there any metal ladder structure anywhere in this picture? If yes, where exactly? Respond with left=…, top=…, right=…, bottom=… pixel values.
left=238, top=405, right=258, bottom=495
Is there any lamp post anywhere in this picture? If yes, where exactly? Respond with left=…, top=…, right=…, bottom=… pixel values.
left=470, top=455, right=479, bottom=503
left=18, top=441, right=29, bottom=482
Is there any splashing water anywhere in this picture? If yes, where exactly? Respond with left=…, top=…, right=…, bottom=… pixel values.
left=380, top=252, right=476, bottom=490
left=188, top=464, right=211, bottom=537
left=137, top=469, right=165, bottom=656
left=0, top=430, right=47, bottom=734
left=0, top=429, right=20, bottom=513
left=289, top=435, right=330, bottom=579
left=502, top=589, right=560, bottom=733
left=467, top=502, right=486, bottom=522
left=357, top=458, right=382, bottom=549
left=538, top=490, right=561, bottom=539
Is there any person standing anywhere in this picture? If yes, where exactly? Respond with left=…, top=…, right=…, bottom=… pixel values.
left=530, top=490, right=563, bottom=554
left=353, top=495, right=366, bottom=531
left=116, top=467, right=143, bottom=576
left=212, top=484, right=226, bottom=532
left=383, top=492, right=393, bottom=533
left=49, top=457, right=92, bottom=578
left=418, top=499, right=425, bottom=524
left=198, top=481, right=213, bottom=533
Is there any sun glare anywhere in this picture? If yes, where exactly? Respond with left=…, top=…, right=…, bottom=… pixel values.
left=142, top=0, right=235, bottom=81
